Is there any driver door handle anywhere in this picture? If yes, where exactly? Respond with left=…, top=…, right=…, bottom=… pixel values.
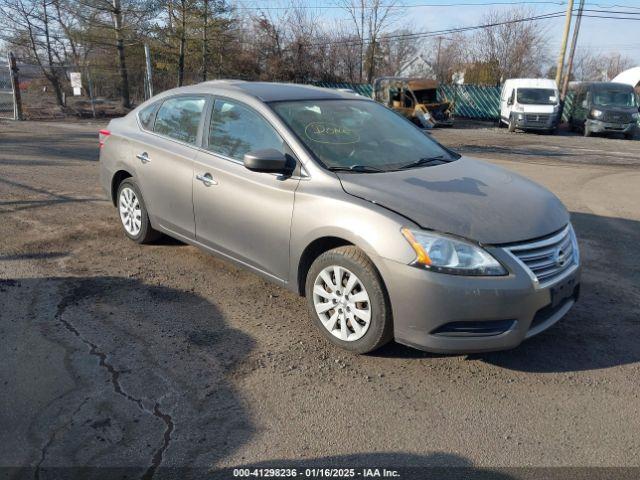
left=196, top=173, right=218, bottom=186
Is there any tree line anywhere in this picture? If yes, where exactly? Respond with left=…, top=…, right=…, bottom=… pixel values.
left=0, top=0, right=633, bottom=110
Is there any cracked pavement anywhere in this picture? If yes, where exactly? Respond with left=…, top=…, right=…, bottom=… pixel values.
left=1, top=120, right=639, bottom=479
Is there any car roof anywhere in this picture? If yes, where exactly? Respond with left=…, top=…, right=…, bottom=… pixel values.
left=502, top=78, right=558, bottom=89
left=175, top=80, right=363, bottom=102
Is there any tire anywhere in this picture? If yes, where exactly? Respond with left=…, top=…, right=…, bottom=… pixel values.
left=583, top=123, right=592, bottom=137
left=116, top=178, right=161, bottom=244
left=624, top=132, right=634, bottom=140
left=507, top=116, right=516, bottom=132
left=305, top=246, right=392, bottom=354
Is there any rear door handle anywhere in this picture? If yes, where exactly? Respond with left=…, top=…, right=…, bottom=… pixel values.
left=196, top=173, right=218, bottom=186
left=136, top=152, right=150, bottom=164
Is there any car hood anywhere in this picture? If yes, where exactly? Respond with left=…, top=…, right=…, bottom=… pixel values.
left=337, top=157, right=569, bottom=244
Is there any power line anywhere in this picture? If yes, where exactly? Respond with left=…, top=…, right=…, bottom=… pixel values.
left=233, top=0, right=640, bottom=10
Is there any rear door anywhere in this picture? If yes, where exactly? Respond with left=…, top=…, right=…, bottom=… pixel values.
left=192, top=97, right=300, bottom=282
left=132, top=95, right=208, bottom=239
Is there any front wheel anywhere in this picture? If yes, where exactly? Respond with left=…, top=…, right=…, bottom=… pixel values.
left=305, top=246, right=392, bottom=354
left=583, top=123, right=592, bottom=137
left=508, top=116, right=517, bottom=132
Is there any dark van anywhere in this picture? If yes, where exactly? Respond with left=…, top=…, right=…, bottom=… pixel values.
left=568, top=82, right=639, bottom=139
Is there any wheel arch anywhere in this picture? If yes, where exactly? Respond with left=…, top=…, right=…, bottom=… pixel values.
left=111, top=169, right=133, bottom=206
left=296, top=236, right=354, bottom=296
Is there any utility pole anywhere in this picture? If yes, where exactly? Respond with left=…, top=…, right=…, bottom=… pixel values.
left=561, top=0, right=585, bottom=100
left=144, top=44, right=154, bottom=99
left=7, top=52, right=23, bottom=120
left=554, top=0, right=574, bottom=87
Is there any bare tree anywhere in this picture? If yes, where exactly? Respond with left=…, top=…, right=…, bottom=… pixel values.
left=338, top=0, right=399, bottom=82
left=0, top=0, right=66, bottom=105
left=468, top=8, right=549, bottom=85
left=572, top=51, right=634, bottom=81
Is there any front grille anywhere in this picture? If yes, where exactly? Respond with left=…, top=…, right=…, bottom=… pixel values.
left=505, top=225, right=577, bottom=286
left=601, top=111, right=633, bottom=123
left=524, top=113, right=551, bottom=126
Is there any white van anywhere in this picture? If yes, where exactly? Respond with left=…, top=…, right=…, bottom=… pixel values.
left=500, top=78, right=560, bottom=133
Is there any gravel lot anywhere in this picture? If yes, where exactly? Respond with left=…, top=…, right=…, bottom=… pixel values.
left=1, top=119, right=639, bottom=478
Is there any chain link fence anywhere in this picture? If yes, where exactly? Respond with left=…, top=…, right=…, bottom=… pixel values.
left=0, top=63, right=15, bottom=119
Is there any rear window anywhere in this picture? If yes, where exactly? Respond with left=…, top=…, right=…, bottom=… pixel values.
left=154, top=96, right=206, bottom=144
left=138, top=103, right=157, bottom=130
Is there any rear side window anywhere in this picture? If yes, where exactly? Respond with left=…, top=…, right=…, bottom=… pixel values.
left=154, top=96, right=206, bottom=144
left=208, top=99, right=283, bottom=161
left=138, top=103, right=157, bottom=130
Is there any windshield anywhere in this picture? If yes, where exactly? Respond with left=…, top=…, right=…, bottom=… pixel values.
left=270, top=99, right=458, bottom=171
left=593, top=90, right=637, bottom=108
left=516, top=88, right=558, bottom=105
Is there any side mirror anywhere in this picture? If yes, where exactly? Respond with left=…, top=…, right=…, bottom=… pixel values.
left=507, top=98, right=513, bottom=106
left=243, top=149, right=291, bottom=174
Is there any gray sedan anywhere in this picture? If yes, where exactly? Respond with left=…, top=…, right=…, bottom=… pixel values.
left=99, top=81, right=580, bottom=354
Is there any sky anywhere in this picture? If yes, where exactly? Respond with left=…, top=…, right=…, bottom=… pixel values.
left=237, top=0, right=640, bottom=66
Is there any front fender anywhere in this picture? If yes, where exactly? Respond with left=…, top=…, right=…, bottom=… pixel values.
left=288, top=181, right=418, bottom=293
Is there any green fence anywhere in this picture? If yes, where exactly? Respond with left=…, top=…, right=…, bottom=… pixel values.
left=317, top=81, right=503, bottom=120
left=438, top=84, right=500, bottom=120
left=317, top=82, right=575, bottom=123
left=311, top=81, right=373, bottom=98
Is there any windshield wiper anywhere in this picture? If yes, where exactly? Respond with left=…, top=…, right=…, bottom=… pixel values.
left=396, top=155, right=450, bottom=170
left=327, top=164, right=385, bottom=173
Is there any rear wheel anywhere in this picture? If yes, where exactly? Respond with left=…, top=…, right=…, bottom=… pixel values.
left=624, top=131, right=634, bottom=140
left=116, top=179, right=161, bottom=244
left=305, top=246, right=392, bottom=354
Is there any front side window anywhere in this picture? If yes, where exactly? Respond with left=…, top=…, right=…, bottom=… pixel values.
left=270, top=99, right=457, bottom=171
left=154, top=96, right=206, bottom=144
left=208, top=99, right=284, bottom=160
left=516, top=88, right=558, bottom=105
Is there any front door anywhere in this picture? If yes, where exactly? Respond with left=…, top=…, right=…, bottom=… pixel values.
left=133, top=95, right=207, bottom=239
left=193, top=98, right=299, bottom=283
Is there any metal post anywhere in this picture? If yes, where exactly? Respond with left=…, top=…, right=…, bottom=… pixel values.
left=554, top=0, right=574, bottom=87
left=561, top=0, right=585, bottom=101
left=7, top=52, right=23, bottom=120
left=85, top=65, right=97, bottom=119
left=144, top=44, right=154, bottom=99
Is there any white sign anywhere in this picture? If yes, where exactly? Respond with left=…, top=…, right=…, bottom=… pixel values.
left=70, top=72, right=82, bottom=96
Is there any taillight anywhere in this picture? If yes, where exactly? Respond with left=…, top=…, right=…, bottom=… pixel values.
left=99, top=129, right=111, bottom=148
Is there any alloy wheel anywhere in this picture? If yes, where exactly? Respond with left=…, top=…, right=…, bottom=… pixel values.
left=119, top=187, right=142, bottom=236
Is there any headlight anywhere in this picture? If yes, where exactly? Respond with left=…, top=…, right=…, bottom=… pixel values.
left=590, top=109, right=603, bottom=119
left=632, top=112, right=639, bottom=120
left=401, top=228, right=507, bottom=276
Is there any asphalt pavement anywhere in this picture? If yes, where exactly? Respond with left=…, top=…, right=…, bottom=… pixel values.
left=1, top=119, right=639, bottom=478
